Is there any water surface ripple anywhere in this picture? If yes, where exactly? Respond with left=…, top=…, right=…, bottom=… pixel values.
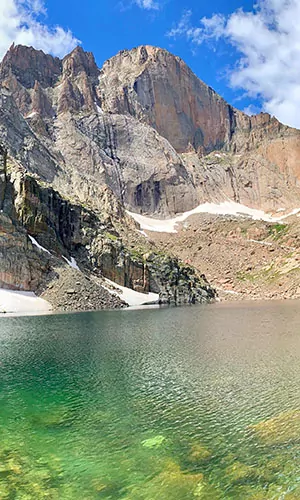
left=0, top=300, right=299, bottom=498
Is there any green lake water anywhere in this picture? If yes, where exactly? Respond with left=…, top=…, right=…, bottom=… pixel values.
left=0, top=301, right=299, bottom=499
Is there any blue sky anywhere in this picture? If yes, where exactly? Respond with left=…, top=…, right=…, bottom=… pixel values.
left=2, top=0, right=300, bottom=128
left=44, top=0, right=255, bottom=111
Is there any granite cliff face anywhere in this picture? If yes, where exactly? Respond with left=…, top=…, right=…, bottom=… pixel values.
left=0, top=45, right=200, bottom=216
left=2, top=44, right=300, bottom=217
left=99, top=46, right=300, bottom=212
left=1, top=42, right=300, bottom=310
left=99, top=46, right=235, bottom=154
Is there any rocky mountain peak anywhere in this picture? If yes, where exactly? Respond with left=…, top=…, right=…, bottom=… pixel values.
left=62, top=46, right=99, bottom=79
left=102, top=45, right=182, bottom=69
left=0, top=43, right=300, bottom=218
left=99, top=44, right=237, bottom=153
left=0, top=44, right=101, bottom=119
left=0, top=44, right=62, bottom=89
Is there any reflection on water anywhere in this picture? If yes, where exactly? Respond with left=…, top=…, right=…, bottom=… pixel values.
left=0, top=301, right=299, bottom=498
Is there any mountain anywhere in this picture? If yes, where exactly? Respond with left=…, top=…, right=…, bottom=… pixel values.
left=0, top=43, right=300, bottom=311
left=2, top=44, right=300, bottom=216
left=98, top=45, right=300, bottom=212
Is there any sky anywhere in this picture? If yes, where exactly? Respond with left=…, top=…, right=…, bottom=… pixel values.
left=1, top=0, right=300, bottom=129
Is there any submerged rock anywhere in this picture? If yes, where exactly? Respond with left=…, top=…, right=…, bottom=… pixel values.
left=141, top=435, right=166, bottom=449
left=0, top=442, right=64, bottom=499
left=29, top=407, right=73, bottom=429
left=225, top=461, right=260, bottom=485
left=188, top=444, right=212, bottom=464
left=124, top=461, right=220, bottom=499
left=249, top=409, right=300, bottom=446
left=285, top=488, right=300, bottom=499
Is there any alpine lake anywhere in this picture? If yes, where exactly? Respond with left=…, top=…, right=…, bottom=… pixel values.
left=0, top=300, right=299, bottom=499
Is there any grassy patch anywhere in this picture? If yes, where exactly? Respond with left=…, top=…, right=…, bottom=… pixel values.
left=269, top=223, right=288, bottom=240
left=236, top=263, right=281, bottom=283
left=104, top=232, right=119, bottom=242
left=236, top=271, right=257, bottom=283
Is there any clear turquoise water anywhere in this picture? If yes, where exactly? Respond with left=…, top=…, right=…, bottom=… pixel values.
left=0, top=301, right=299, bottom=499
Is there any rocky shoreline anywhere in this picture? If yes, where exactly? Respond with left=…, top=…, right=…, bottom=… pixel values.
left=39, top=267, right=128, bottom=313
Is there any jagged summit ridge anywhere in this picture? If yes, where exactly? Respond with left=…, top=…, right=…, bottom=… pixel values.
left=0, top=43, right=277, bottom=145
left=1, top=43, right=62, bottom=89
left=1, top=43, right=300, bottom=216
left=1, top=42, right=240, bottom=150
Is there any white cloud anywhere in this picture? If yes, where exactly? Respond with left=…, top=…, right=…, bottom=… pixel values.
left=135, top=0, right=159, bottom=9
left=168, top=10, right=192, bottom=38
left=168, top=0, right=300, bottom=129
left=167, top=11, right=225, bottom=45
left=243, top=104, right=262, bottom=116
left=0, top=0, right=80, bottom=60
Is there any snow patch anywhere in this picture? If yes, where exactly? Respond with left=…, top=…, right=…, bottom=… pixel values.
left=62, top=256, right=80, bottom=271
left=28, top=235, right=51, bottom=255
left=220, top=289, right=239, bottom=296
left=249, top=239, right=273, bottom=246
left=138, top=230, right=149, bottom=238
left=25, top=111, right=37, bottom=119
left=103, top=278, right=159, bottom=306
left=127, top=201, right=300, bottom=234
left=0, top=289, right=51, bottom=315
left=94, top=102, right=103, bottom=114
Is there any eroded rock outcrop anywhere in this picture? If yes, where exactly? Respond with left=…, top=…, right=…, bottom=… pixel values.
left=0, top=211, right=50, bottom=290
left=0, top=150, right=215, bottom=307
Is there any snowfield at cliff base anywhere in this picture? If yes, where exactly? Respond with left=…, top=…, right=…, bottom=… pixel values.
left=127, top=201, right=300, bottom=233
left=103, top=279, right=159, bottom=307
left=0, top=279, right=159, bottom=316
left=0, top=283, right=158, bottom=315
left=0, top=289, right=52, bottom=315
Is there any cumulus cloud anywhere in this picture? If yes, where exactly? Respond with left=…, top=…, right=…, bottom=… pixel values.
left=0, top=0, right=80, bottom=60
left=134, top=0, right=159, bottom=9
left=167, top=11, right=225, bottom=45
left=168, top=0, right=300, bottom=129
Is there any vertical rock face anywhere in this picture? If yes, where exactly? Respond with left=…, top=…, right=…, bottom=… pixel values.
left=0, top=44, right=62, bottom=89
left=58, top=47, right=99, bottom=113
left=0, top=211, right=50, bottom=291
left=99, top=46, right=236, bottom=153
left=0, top=145, right=7, bottom=209
left=0, top=55, right=199, bottom=215
left=0, top=90, right=58, bottom=182
left=0, top=151, right=50, bottom=291
left=1, top=42, right=300, bottom=217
